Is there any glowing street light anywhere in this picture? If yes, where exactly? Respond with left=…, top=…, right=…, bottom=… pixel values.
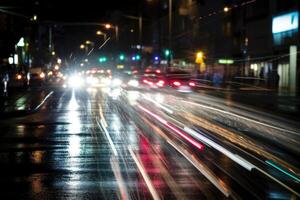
left=80, top=44, right=85, bottom=49
left=51, top=51, right=56, bottom=56
left=57, top=58, right=62, bottom=64
left=224, top=6, right=229, bottom=12
left=85, top=40, right=91, bottom=45
left=105, top=24, right=112, bottom=29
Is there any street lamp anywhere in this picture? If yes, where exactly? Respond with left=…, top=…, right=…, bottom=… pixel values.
left=96, top=30, right=107, bottom=41
left=224, top=6, right=229, bottom=12
left=104, top=23, right=119, bottom=42
left=85, top=40, right=91, bottom=45
left=80, top=44, right=85, bottom=49
left=105, top=24, right=112, bottom=29
left=123, top=15, right=143, bottom=46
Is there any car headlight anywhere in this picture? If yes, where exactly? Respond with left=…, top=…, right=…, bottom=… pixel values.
left=128, top=79, right=139, bottom=87
left=68, top=75, right=84, bottom=88
left=112, top=78, right=122, bottom=86
left=86, top=76, right=99, bottom=85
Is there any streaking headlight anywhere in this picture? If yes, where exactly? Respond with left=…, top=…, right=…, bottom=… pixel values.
left=86, top=76, right=99, bottom=85
left=68, top=75, right=84, bottom=88
left=112, top=78, right=122, bottom=86
left=101, top=77, right=111, bottom=85
left=128, top=79, right=139, bottom=87
left=110, top=88, right=121, bottom=100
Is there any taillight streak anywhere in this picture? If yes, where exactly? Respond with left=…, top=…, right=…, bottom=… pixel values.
left=138, top=105, right=205, bottom=150
left=172, top=81, right=181, bottom=87
left=156, top=80, right=165, bottom=87
left=189, top=82, right=196, bottom=87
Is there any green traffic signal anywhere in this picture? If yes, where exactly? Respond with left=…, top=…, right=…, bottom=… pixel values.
left=164, top=49, right=170, bottom=57
left=135, top=55, right=141, bottom=60
left=99, top=57, right=107, bottom=63
left=119, top=54, right=125, bottom=60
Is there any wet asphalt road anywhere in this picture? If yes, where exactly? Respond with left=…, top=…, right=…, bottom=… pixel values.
left=0, top=87, right=299, bottom=199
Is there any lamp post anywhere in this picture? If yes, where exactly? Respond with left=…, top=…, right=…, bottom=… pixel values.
left=96, top=30, right=107, bottom=41
left=105, top=24, right=119, bottom=42
left=169, top=0, right=172, bottom=51
left=123, top=15, right=143, bottom=46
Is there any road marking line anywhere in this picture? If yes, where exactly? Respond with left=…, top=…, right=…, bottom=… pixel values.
left=35, top=91, right=54, bottom=110
left=141, top=94, right=174, bottom=114
left=110, top=157, right=131, bottom=200
left=98, top=103, right=108, bottom=127
left=96, top=116, right=118, bottom=156
left=184, top=127, right=255, bottom=171
left=128, top=145, right=161, bottom=200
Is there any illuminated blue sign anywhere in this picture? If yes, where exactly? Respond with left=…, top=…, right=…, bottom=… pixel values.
left=272, top=11, right=299, bottom=34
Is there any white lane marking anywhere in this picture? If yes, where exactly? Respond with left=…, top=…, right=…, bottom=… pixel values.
left=142, top=94, right=174, bottom=114
left=128, top=145, right=161, bottom=200
left=35, top=91, right=54, bottom=110
left=184, top=127, right=255, bottom=171
left=98, top=103, right=108, bottom=127
left=96, top=116, right=118, bottom=156
left=110, top=157, right=131, bottom=200
left=182, top=100, right=300, bottom=136
left=166, top=139, right=231, bottom=197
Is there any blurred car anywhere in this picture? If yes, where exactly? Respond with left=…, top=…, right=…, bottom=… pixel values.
left=163, top=70, right=196, bottom=92
left=47, top=70, right=66, bottom=87
left=29, top=67, right=46, bottom=86
left=9, top=72, right=27, bottom=87
left=116, top=70, right=140, bottom=89
left=140, top=68, right=162, bottom=88
left=85, top=68, right=112, bottom=87
left=141, top=69, right=196, bottom=92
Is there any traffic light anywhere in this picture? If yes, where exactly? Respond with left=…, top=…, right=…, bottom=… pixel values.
left=164, top=49, right=171, bottom=57
left=119, top=54, right=125, bottom=61
left=195, top=51, right=204, bottom=64
left=195, top=51, right=206, bottom=72
left=135, top=55, right=141, bottom=60
left=99, top=57, right=107, bottom=63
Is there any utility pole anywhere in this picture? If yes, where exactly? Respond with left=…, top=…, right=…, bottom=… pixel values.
left=168, top=0, right=173, bottom=70
left=169, top=0, right=172, bottom=51
left=49, top=26, right=52, bottom=53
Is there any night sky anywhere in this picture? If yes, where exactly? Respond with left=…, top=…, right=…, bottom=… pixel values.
left=0, top=0, right=141, bottom=21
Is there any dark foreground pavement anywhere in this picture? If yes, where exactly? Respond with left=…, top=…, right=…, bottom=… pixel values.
left=0, top=87, right=299, bottom=199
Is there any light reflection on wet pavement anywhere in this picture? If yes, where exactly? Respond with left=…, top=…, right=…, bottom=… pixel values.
left=0, top=89, right=223, bottom=199
left=0, top=88, right=299, bottom=199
